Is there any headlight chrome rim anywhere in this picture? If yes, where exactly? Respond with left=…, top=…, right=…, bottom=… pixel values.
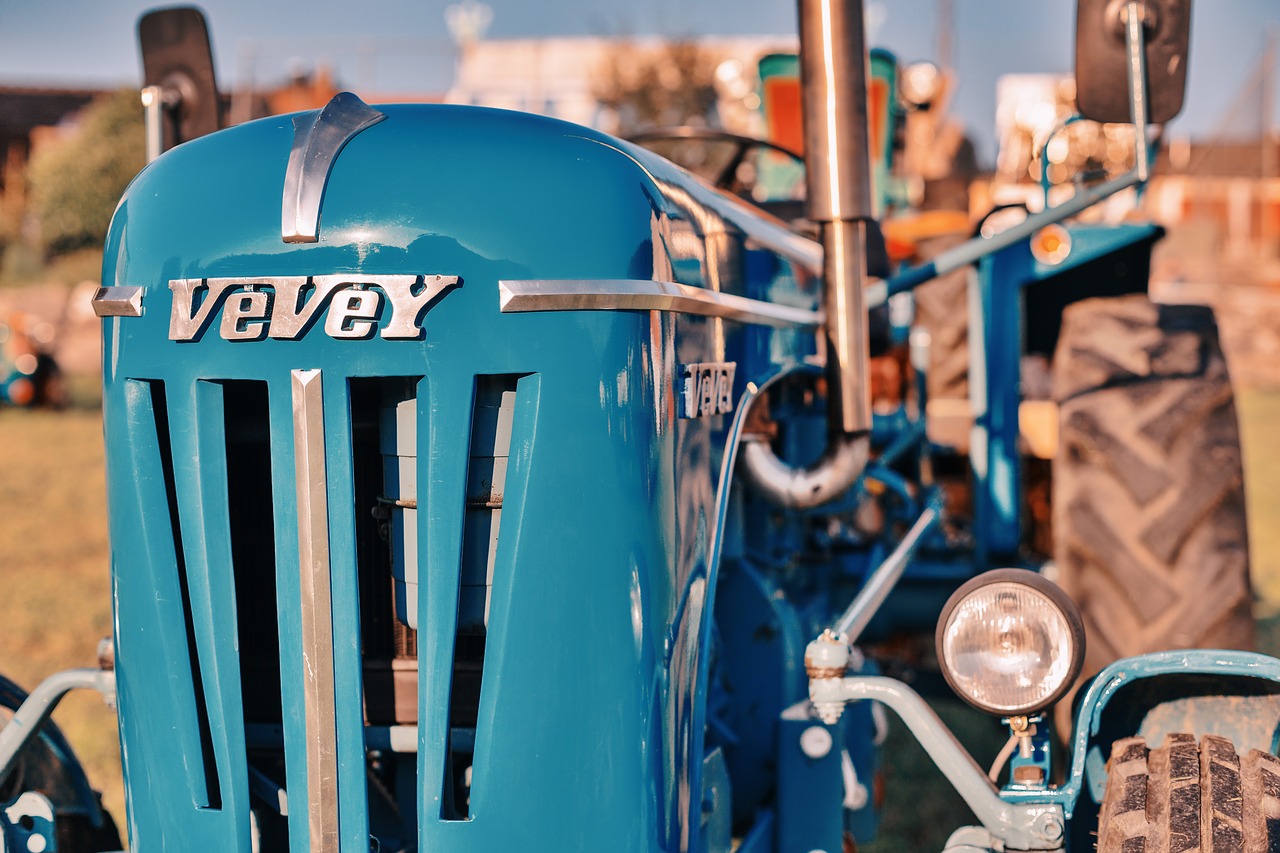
left=935, top=568, right=1086, bottom=717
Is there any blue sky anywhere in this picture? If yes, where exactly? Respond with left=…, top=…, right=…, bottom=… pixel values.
left=1, top=0, right=1277, bottom=164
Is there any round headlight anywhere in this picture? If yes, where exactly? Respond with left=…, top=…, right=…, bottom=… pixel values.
left=936, top=569, right=1085, bottom=717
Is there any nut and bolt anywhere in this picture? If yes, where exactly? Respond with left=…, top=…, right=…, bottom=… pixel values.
left=1034, top=812, right=1064, bottom=843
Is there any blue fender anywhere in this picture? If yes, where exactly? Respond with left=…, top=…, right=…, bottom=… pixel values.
left=0, top=673, right=117, bottom=846
left=1001, top=649, right=1280, bottom=842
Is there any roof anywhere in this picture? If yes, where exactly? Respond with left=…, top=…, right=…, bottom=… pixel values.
left=0, top=86, right=103, bottom=136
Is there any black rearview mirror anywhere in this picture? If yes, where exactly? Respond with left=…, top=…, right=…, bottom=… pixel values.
left=1075, top=0, right=1191, bottom=124
left=138, top=7, right=222, bottom=152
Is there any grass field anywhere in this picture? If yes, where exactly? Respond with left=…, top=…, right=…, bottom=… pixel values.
left=2, top=388, right=1278, bottom=848
left=1240, top=390, right=1280, bottom=611
left=0, top=406, right=121, bottom=826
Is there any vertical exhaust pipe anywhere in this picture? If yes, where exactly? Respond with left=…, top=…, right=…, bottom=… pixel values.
left=741, top=0, right=873, bottom=508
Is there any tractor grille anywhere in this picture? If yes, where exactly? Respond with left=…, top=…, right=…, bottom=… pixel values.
left=124, top=367, right=533, bottom=851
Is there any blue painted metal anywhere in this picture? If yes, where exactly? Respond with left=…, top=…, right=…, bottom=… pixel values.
left=87, top=79, right=1224, bottom=853
left=776, top=704, right=846, bottom=852
left=100, top=103, right=829, bottom=852
left=1, top=793, right=56, bottom=853
left=1000, top=650, right=1280, bottom=819
left=974, top=242, right=1027, bottom=562
left=1003, top=717, right=1051, bottom=793
left=971, top=220, right=1161, bottom=564
left=775, top=682, right=881, bottom=851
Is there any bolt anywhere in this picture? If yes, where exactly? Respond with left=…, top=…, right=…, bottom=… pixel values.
left=804, top=631, right=850, bottom=679
left=97, top=636, right=115, bottom=671
left=1035, top=812, right=1064, bottom=843
left=800, top=726, right=833, bottom=759
left=809, top=676, right=848, bottom=725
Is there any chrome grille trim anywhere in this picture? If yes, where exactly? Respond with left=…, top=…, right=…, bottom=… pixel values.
left=291, top=368, right=340, bottom=852
left=92, top=285, right=144, bottom=317
left=498, top=279, right=822, bottom=328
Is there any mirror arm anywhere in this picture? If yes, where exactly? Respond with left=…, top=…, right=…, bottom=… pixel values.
left=1037, top=114, right=1087, bottom=208
left=1125, top=0, right=1152, bottom=181
left=141, top=85, right=166, bottom=164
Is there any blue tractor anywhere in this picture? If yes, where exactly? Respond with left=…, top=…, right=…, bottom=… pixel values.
left=0, top=1, right=1271, bottom=852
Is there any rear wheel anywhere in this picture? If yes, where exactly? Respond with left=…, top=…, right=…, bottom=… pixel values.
left=1052, top=295, right=1254, bottom=680
left=1098, top=733, right=1280, bottom=852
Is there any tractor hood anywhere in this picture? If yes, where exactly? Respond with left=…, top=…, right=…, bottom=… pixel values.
left=97, top=100, right=822, bottom=852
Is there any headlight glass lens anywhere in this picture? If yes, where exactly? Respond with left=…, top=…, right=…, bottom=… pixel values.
left=939, top=581, right=1077, bottom=714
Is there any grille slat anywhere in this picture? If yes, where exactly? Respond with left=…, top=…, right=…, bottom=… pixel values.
left=315, top=374, right=376, bottom=852
left=117, top=379, right=222, bottom=814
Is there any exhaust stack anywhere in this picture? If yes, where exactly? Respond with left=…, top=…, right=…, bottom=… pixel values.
left=741, top=0, right=873, bottom=508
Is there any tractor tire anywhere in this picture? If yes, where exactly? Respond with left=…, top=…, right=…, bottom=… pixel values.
left=1052, top=295, right=1254, bottom=682
left=912, top=233, right=971, bottom=401
left=1097, top=733, right=1280, bottom=852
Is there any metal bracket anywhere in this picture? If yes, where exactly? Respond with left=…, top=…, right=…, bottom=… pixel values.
left=808, top=676, right=1066, bottom=850
left=92, top=286, right=145, bottom=318
left=0, top=669, right=116, bottom=791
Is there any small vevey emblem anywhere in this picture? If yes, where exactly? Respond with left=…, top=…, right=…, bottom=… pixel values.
left=679, top=361, right=736, bottom=419
left=169, top=274, right=459, bottom=342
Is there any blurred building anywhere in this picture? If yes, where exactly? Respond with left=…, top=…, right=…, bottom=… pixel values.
left=446, top=36, right=796, bottom=136
left=0, top=88, right=98, bottom=229
left=1148, top=140, right=1280, bottom=270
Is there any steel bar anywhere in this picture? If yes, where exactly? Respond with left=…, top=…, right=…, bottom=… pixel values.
left=0, top=669, right=115, bottom=790
left=830, top=506, right=941, bottom=642
left=292, top=368, right=340, bottom=853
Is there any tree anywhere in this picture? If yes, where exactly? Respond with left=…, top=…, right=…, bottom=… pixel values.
left=593, top=41, right=722, bottom=136
left=27, top=88, right=146, bottom=257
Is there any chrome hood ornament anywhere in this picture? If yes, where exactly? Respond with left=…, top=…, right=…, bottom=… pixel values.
left=281, top=91, right=387, bottom=244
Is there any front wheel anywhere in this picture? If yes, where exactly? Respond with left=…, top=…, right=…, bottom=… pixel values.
left=1098, top=733, right=1280, bottom=852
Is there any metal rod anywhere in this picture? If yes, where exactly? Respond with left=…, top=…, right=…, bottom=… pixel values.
left=739, top=0, right=876, bottom=507
left=814, top=677, right=1065, bottom=850
left=141, top=85, right=165, bottom=164
left=0, top=669, right=115, bottom=789
left=875, top=5, right=1154, bottom=307
left=1125, top=0, right=1151, bottom=180
left=799, top=0, right=874, bottom=222
left=882, top=167, right=1143, bottom=299
left=292, top=368, right=341, bottom=853
left=821, top=219, right=874, bottom=434
left=799, top=0, right=875, bottom=436
left=830, top=505, right=941, bottom=641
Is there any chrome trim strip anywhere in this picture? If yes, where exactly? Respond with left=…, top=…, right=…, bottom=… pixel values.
left=281, top=92, right=386, bottom=244
left=92, top=286, right=144, bottom=318
left=498, top=279, right=822, bottom=328
left=291, top=369, right=339, bottom=852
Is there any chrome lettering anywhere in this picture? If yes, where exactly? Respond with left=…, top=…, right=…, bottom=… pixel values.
left=168, top=274, right=461, bottom=342
left=169, top=278, right=242, bottom=341
left=379, top=274, right=457, bottom=339
left=678, top=362, right=736, bottom=419
left=220, top=290, right=270, bottom=340
left=323, top=289, right=380, bottom=338
left=268, top=276, right=345, bottom=339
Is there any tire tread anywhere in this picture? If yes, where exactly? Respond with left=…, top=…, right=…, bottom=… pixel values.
left=1053, top=296, right=1253, bottom=679
left=1098, top=734, right=1278, bottom=853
